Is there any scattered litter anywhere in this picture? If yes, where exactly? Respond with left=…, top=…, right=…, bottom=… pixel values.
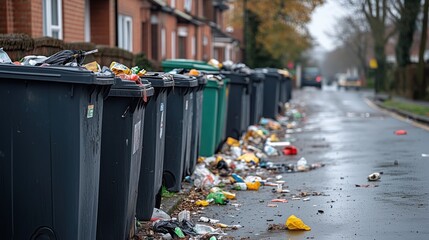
left=368, top=172, right=383, bottom=181
left=422, top=154, right=429, bottom=157
left=395, top=130, right=407, bottom=135
left=267, top=204, right=278, bottom=207
left=303, top=198, right=310, bottom=201
left=178, top=210, right=190, bottom=222
left=283, top=145, right=298, bottom=155
left=285, top=215, right=311, bottom=231
left=317, top=210, right=324, bottom=214
left=271, top=199, right=288, bottom=203
left=199, top=217, right=220, bottom=223
left=355, top=184, right=379, bottom=188
left=151, top=208, right=171, bottom=221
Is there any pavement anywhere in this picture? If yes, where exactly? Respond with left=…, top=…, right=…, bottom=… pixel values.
left=151, top=85, right=429, bottom=239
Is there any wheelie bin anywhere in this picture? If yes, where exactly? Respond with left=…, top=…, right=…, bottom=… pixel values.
left=162, top=59, right=219, bottom=72
left=249, top=70, right=265, bottom=125
left=222, top=71, right=251, bottom=139
left=0, top=64, right=114, bottom=240
left=97, top=77, right=154, bottom=240
left=214, top=74, right=229, bottom=150
left=136, top=73, right=173, bottom=221
left=163, top=74, right=198, bottom=192
left=257, top=68, right=281, bottom=119
left=278, top=69, right=292, bottom=102
left=199, top=76, right=221, bottom=157
left=186, top=73, right=207, bottom=176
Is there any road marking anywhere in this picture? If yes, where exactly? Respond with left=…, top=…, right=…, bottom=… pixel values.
left=364, top=98, right=429, bottom=132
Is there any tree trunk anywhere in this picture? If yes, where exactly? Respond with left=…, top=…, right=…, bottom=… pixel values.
left=417, top=0, right=428, bottom=99
left=395, top=0, right=420, bottom=67
left=374, top=43, right=386, bottom=93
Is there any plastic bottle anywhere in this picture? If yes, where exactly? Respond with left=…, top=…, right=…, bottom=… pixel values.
left=233, top=182, right=247, bottom=190
left=231, top=173, right=244, bottom=183
left=206, top=192, right=227, bottom=205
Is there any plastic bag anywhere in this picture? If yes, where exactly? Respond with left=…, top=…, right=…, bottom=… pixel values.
left=193, top=164, right=219, bottom=190
left=285, top=215, right=311, bottom=231
left=245, top=181, right=261, bottom=190
left=206, top=192, right=228, bottom=205
left=0, top=48, right=12, bottom=63
left=237, top=153, right=259, bottom=164
left=151, top=208, right=171, bottom=221
left=296, top=157, right=308, bottom=172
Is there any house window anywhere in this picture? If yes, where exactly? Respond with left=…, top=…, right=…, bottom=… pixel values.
left=191, top=36, right=196, bottom=58
left=161, top=28, right=166, bottom=58
left=184, top=0, right=192, bottom=12
left=171, top=31, right=176, bottom=59
left=171, top=0, right=176, bottom=8
left=43, top=0, right=63, bottom=39
left=118, top=15, right=133, bottom=51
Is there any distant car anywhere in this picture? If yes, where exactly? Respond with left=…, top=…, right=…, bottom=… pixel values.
left=337, top=76, right=362, bottom=90
left=301, top=67, right=322, bottom=89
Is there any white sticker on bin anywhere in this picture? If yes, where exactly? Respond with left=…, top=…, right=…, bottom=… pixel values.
left=87, top=104, right=94, bottom=118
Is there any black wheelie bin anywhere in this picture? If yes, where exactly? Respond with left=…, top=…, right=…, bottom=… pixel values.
left=97, top=77, right=154, bottom=239
left=257, top=68, right=281, bottom=119
left=0, top=64, right=114, bottom=240
left=163, top=74, right=198, bottom=192
left=249, top=70, right=265, bottom=125
left=136, top=73, right=173, bottom=221
left=222, top=71, right=251, bottom=139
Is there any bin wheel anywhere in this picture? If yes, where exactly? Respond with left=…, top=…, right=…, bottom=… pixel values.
left=31, top=227, right=57, bottom=240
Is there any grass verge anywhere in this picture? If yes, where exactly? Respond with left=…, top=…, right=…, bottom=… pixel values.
left=381, top=100, right=429, bottom=117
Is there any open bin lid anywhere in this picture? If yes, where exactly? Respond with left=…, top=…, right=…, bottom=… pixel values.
left=0, top=64, right=115, bottom=85
left=108, top=77, right=154, bottom=98
left=170, top=74, right=198, bottom=88
left=141, top=72, right=174, bottom=88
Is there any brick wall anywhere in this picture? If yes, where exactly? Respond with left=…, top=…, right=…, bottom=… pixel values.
left=0, top=0, right=14, bottom=33
left=30, top=0, right=43, bottom=37
left=63, top=0, right=85, bottom=42
left=90, top=0, right=115, bottom=46
left=118, top=0, right=143, bottom=53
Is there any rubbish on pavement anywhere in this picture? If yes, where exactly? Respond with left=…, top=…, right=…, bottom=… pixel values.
left=226, top=137, right=240, bottom=147
left=222, top=191, right=236, bottom=199
left=395, top=130, right=407, bottom=135
left=368, top=172, right=383, bottom=181
left=174, top=227, right=185, bottom=238
left=267, top=204, right=278, bottom=207
left=283, top=145, right=298, bottom=155
left=245, top=181, right=261, bottom=190
left=151, top=208, right=171, bottom=221
left=285, top=215, right=311, bottom=231
left=264, top=145, right=279, bottom=156
left=153, top=219, right=197, bottom=237
left=231, top=173, right=245, bottom=183
left=233, top=182, right=247, bottom=190
left=422, top=154, right=429, bottom=157
left=206, top=192, right=228, bottom=205
left=195, top=200, right=210, bottom=207
left=193, top=224, right=223, bottom=235
left=244, top=176, right=263, bottom=182
left=271, top=199, right=288, bottom=203
left=317, top=210, right=324, bottom=214
left=355, top=184, right=379, bottom=188
left=215, top=223, right=243, bottom=229
left=237, top=152, right=259, bottom=164
left=193, top=164, right=220, bottom=190
left=266, top=141, right=291, bottom=147
left=199, top=217, right=220, bottom=223
left=178, top=210, right=191, bottom=222
left=303, top=198, right=310, bottom=201
left=296, top=157, right=309, bottom=172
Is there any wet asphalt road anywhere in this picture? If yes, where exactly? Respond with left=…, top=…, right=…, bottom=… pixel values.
left=199, top=86, right=429, bottom=240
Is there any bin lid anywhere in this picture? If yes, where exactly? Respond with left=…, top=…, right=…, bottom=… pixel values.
left=0, top=64, right=115, bottom=85
left=221, top=71, right=249, bottom=85
left=162, top=59, right=219, bottom=72
left=109, top=77, right=155, bottom=98
left=141, top=72, right=174, bottom=88
left=196, top=75, right=208, bottom=85
left=205, top=78, right=221, bottom=88
left=255, top=68, right=281, bottom=79
left=170, top=74, right=198, bottom=87
left=250, top=71, right=265, bottom=82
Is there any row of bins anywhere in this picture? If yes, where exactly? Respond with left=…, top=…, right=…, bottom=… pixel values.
left=0, top=58, right=292, bottom=239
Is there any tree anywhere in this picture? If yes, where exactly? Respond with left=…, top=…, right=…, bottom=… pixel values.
left=395, top=0, right=421, bottom=67
left=329, top=15, right=370, bottom=80
left=417, top=0, right=429, bottom=98
left=230, top=0, right=324, bottom=67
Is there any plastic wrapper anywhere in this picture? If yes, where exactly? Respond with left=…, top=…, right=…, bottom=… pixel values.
left=285, top=215, right=311, bottom=231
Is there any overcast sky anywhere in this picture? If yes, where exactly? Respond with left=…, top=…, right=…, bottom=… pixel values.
left=307, top=0, right=350, bottom=51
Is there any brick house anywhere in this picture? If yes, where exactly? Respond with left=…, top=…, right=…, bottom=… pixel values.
left=0, top=0, right=240, bottom=66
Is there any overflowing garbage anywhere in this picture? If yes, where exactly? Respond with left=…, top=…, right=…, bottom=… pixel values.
left=136, top=101, right=325, bottom=239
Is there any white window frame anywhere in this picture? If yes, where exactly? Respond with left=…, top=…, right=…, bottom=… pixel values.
left=171, top=31, right=176, bottom=59
left=171, top=0, right=176, bottom=8
left=118, top=15, right=133, bottom=52
left=184, top=0, right=192, bottom=12
left=43, top=0, right=63, bottom=39
left=161, top=28, right=166, bottom=58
